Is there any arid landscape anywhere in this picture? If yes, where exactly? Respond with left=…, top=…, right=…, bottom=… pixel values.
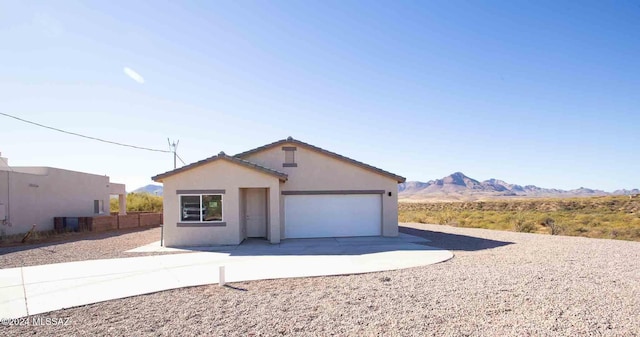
left=398, top=172, right=640, bottom=241
left=399, top=195, right=640, bottom=241
left=2, top=1, right=638, bottom=336
left=2, top=224, right=639, bottom=336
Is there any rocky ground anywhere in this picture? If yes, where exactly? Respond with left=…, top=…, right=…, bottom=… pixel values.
left=2, top=223, right=639, bottom=336
left=0, top=227, right=180, bottom=268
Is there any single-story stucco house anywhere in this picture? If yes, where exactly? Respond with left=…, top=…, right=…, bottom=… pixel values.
left=151, top=137, right=405, bottom=247
left=0, top=153, right=127, bottom=236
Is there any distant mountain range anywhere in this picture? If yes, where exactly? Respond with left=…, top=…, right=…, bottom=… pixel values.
left=399, top=172, right=639, bottom=202
left=131, top=184, right=163, bottom=196
left=132, top=174, right=639, bottom=201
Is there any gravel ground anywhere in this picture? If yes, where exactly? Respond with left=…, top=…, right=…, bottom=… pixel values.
left=2, top=223, right=640, bottom=336
left=0, top=227, right=180, bottom=269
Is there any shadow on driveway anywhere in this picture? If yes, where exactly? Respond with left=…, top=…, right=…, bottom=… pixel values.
left=400, top=226, right=513, bottom=251
left=128, top=227, right=512, bottom=257
left=136, top=235, right=449, bottom=257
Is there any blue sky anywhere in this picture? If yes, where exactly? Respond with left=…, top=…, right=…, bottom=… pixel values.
left=1, top=1, right=638, bottom=191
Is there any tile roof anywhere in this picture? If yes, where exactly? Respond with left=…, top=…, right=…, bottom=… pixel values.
left=235, top=137, right=406, bottom=183
left=151, top=151, right=288, bottom=182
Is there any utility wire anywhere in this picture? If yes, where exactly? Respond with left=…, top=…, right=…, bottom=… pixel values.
left=0, top=112, right=172, bottom=153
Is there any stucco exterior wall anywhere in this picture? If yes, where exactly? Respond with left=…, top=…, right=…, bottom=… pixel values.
left=0, top=167, right=114, bottom=236
left=242, top=143, right=400, bottom=237
left=160, top=160, right=281, bottom=247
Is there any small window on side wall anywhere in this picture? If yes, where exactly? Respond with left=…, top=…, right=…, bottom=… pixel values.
left=282, top=146, right=297, bottom=167
left=180, top=194, right=223, bottom=222
left=94, top=200, right=104, bottom=214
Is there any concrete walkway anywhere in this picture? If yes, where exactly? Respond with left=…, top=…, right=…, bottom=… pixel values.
left=0, top=234, right=453, bottom=319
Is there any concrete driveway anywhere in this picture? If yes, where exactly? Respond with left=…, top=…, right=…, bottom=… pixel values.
left=0, top=233, right=452, bottom=319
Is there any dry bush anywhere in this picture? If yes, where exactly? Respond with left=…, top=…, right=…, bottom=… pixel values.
left=110, top=193, right=163, bottom=213
left=436, top=211, right=458, bottom=226
left=541, top=217, right=564, bottom=235
left=512, top=214, right=536, bottom=233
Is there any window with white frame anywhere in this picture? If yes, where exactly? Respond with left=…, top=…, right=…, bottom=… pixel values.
left=179, top=194, right=223, bottom=222
left=94, top=200, right=104, bottom=214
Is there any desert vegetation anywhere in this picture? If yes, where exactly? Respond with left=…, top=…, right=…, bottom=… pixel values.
left=399, top=196, right=640, bottom=241
left=110, top=192, right=163, bottom=213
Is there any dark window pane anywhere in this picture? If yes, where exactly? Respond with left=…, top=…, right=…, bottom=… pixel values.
left=202, top=195, right=222, bottom=222
left=180, top=195, right=201, bottom=221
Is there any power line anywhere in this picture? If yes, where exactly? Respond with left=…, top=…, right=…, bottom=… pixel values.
left=0, top=112, right=171, bottom=153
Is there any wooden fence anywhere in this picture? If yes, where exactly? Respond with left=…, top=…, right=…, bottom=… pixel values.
left=54, top=213, right=163, bottom=233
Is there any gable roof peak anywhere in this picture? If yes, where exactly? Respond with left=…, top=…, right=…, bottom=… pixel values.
left=235, top=137, right=406, bottom=183
left=218, top=151, right=226, bottom=156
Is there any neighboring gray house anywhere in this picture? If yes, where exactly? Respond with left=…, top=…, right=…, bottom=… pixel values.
left=0, top=154, right=126, bottom=236
left=152, top=137, right=405, bottom=247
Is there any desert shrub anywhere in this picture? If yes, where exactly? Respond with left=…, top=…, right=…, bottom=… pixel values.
left=417, top=216, right=431, bottom=224
left=436, top=211, right=457, bottom=226
left=575, top=227, right=589, bottom=234
left=513, top=214, right=536, bottom=233
left=541, top=217, right=564, bottom=235
left=551, top=223, right=564, bottom=235
left=111, top=193, right=163, bottom=213
left=109, top=198, right=118, bottom=212
left=579, top=215, right=594, bottom=226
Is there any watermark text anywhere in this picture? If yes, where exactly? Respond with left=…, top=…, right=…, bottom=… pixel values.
left=1, top=316, right=70, bottom=326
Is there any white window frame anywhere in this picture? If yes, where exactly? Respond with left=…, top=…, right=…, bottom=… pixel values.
left=94, top=200, right=104, bottom=214
left=179, top=194, right=224, bottom=223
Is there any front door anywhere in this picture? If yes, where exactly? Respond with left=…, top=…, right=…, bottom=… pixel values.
left=246, top=188, right=267, bottom=238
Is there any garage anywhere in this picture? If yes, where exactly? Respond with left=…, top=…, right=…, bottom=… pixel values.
left=284, top=194, right=382, bottom=238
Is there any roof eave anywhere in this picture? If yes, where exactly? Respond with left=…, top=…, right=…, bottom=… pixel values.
left=151, top=155, right=287, bottom=183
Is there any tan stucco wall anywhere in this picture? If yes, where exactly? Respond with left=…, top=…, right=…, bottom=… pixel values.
left=242, top=143, right=400, bottom=237
left=160, top=160, right=281, bottom=247
left=108, top=183, right=126, bottom=195
left=0, top=167, right=116, bottom=236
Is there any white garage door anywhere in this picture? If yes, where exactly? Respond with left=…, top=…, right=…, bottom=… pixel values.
left=284, top=194, right=381, bottom=238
